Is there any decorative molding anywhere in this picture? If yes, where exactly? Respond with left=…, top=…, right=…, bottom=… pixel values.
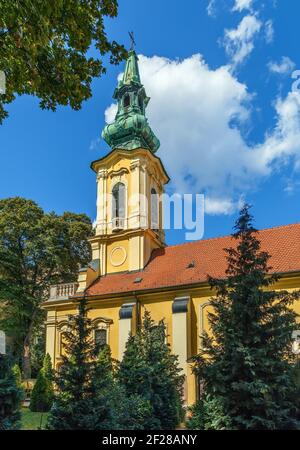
left=109, top=246, right=127, bottom=267
left=57, top=320, right=69, bottom=331
left=108, top=167, right=129, bottom=179
left=172, top=296, right=190, bottom=314
left=92, top=317, right=113, bottom=326
left=130, top=159, right=141, bottom=171
left=97, top=169, right=108, bottom=180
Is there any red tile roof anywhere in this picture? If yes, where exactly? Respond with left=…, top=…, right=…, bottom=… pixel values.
left=86, top=223, right=300, bottom=298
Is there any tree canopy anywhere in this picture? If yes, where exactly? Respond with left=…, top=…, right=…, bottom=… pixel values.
left=0, top=197, right=93, bottom=377
left=0, top=0, right=127, bottom=122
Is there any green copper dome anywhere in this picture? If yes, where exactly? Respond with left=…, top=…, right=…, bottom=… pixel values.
left=102, top=50, right=160, bottom=153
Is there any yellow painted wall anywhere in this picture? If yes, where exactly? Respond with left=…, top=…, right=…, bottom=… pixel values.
left=45, top=274, right=300, bottom=406
left=140, top=295, right=174, bottom=348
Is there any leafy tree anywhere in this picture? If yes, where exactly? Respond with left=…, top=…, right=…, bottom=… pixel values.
left=0, top=354, right=22, bottom=430
left=118, top=311, right=184, bottom=430
left=12, top=364, right=22, bottom=389
left=46, top=298, right=112, bottom=430
left=0, top=0, right=127, bottom=123
left=30, top=353, right=54, bottom=412
left=0, top=197, right=93, bottom=378
left=193, top=204, right=300, bottom=430
left=31, top=327, right=46, bottom=378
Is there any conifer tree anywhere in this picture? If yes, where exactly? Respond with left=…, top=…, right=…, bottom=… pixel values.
left=46, top=298, right=112, bottom=430
left=193, top=204, right=300, bottom=430
left=0, top=354, right=22, bottom=430
left=93, top=344, right=155, bottom=430
left=30, top=354, right=54, bottom=412
left=42, top=353, right=54, bottom=382
left=119, top=311, right=184, bottom=429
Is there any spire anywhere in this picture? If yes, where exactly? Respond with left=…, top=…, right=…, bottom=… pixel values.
left=122, top=50, right=141, bottom=85
left=102, top=49, right=160, bottom=153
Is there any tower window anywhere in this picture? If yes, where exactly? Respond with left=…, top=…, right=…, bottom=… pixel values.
left=151, top=188, right=159, bottom=231
left=123, top=94, right=130, bottom=108
left=112, top=182, right=125, bottom=230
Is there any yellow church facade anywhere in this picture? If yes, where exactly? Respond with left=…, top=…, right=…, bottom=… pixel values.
left=43, top=50, right=300, bottom=406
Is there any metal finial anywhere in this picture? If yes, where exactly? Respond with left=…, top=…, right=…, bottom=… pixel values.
left=128, top=31, right=136, bottom=50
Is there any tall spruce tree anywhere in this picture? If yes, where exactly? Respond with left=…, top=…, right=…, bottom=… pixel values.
left=119, top=311, right=184, bottom=430
left=193, top=204, right=300, bottom=430
left=46, top=298, right=112, bottom=430
left=0, top=354, right=22, bottom=430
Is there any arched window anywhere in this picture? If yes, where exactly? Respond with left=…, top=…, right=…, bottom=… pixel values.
left=151, top=188, right=159, bottom=230
left=112, top=182, right=125, bottom=230
left=123, top=94, right=130, bottom=108
left=95, top=328, right=107, bottom=349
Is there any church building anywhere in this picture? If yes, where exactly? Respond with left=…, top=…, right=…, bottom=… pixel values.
left=43, top=50, right=300, bottom=406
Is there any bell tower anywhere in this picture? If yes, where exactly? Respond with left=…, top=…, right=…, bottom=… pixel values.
left=78, top=50, right=169, bottom=290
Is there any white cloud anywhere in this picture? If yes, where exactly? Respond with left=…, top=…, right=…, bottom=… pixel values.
left=264, top=19, right=274, bottom=43
left=232, top=0, right=253, bottom=12
left=268, top=56, right=295, bottom=75
left=89, top=137, right=101, bottom=151
left=223, top=15, right=262, bottom=67
left=207, top=0, right=217, bottom=17
left=104, top=54, right=300, bottom=214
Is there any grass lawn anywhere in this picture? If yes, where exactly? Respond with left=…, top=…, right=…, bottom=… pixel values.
left=20, top=407, right=49, bottom=430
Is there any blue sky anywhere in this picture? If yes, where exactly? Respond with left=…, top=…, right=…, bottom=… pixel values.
left=1, top=0, right=300, bottom=245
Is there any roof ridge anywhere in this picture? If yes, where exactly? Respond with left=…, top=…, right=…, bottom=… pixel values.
left=163, top=221, right=300, bottom=250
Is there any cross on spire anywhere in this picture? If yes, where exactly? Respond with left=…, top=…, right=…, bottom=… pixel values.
left=128, top=31, right=136, bottom=50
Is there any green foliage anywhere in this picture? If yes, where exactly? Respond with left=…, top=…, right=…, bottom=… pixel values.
left=46, top=305, right=165, bottom=430
left=43, top=353, right=53, bottom=382
left=0, top=354, right=22, bottom=430
left=193, top=204, right=300, bottom=430
left=0, top=197, right=93, bottom=377
left=107, top=384, right=157, bottom=430
left=118, top=311, right=184, bottom=430
left=186, top=394, right=231, bottom=430
left=46, top=299, right=113, bottom=429
left=30, top=353, right=54, bottom=412
left=0, top=0, right=127, bottom=122
left=31, top=328, right=46, bottom=378
left=20, top=407, right=49, bottom=430
left=30, top=370, right=52, bottom=413
left=12, top=364, right=22, bottom=388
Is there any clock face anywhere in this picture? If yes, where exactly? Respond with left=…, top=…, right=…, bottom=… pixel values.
left=109, top=246, right=127, bottom=267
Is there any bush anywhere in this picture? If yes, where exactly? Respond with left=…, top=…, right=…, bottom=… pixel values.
left=0, top=354, right=22, bottom=429
left=30, top=354, right=53, bottom=412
